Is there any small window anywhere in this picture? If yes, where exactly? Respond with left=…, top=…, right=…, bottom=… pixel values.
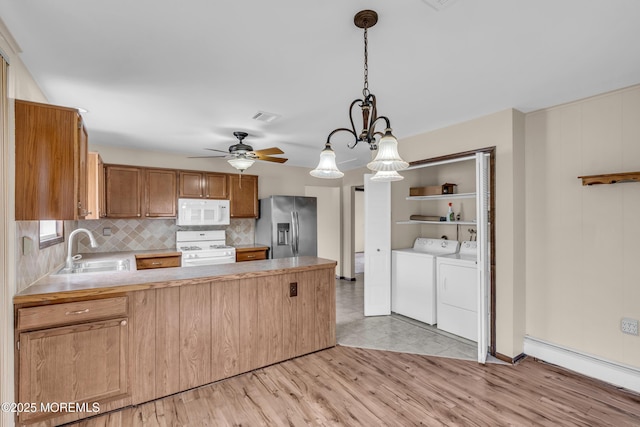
left=39, top=220, right=64, bottom=249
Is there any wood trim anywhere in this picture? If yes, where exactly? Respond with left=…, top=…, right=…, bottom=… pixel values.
left=494, top=352, right=526, bottom=364
left=408, top=146, right=496, bottom=168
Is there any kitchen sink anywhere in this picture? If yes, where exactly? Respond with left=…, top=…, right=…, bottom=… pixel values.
left=55, top=259, right=130, bottom=275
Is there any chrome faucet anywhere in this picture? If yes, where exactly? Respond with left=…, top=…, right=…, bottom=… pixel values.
left=66, top=228, right=98, bottom=269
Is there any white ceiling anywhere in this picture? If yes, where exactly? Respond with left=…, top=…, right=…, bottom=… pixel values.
left=2, top=0, right=640, bottom=171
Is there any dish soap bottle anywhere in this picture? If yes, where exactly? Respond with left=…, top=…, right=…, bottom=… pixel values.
left=447, top=203, right=455, bottom=222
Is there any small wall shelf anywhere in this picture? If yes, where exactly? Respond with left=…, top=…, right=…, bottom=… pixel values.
left=578, top=172, right=640, bottom=186
left=406, top=192, right=477, bottom=201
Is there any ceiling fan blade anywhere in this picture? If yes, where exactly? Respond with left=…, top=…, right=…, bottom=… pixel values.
left=257, top=155, right=288, bottom=163
left=205, top=148, right=231, bottom=154
left=187, top=155, right=227, bottom=159
left=252, top=147, right=284, bottom=156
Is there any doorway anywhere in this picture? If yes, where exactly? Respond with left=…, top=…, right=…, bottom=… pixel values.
left=354, top=186, right=364, bottom=274
left=341, top=147, right=495, bottom=358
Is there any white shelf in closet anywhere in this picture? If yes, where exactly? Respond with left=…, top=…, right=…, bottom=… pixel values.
left=396, top=220, right=477, bottom=225
left=405, top=192, right=476, bottom=201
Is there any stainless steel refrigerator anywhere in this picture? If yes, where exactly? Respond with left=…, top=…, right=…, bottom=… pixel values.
left=256, top=196, right=317, bottom=258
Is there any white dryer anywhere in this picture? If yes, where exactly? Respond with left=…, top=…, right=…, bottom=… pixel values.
left=436, top=241, right=478, bottom=341
left=391, top=238, right=460, bottom=325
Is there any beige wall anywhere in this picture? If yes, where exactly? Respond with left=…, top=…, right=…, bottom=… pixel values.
left=1, top=18, right=49, bottom=427
left=525, top=84, right=640, bottom=368
left=399, top=109, right=527, bottom=359
left=305, top=186, right=341, bottom=273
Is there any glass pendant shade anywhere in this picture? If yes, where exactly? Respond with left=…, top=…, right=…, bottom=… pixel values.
left=227, top=157, right=255, bottom=172
left=370, top=170, right=404, bottom=181
left=366, top=129, right=409, bottom=172
left=310, top=144, right=344, bottom=179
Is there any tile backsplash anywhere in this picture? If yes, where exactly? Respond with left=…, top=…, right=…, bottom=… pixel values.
left=76, top=218, right=256, bottom=252
left=15, top=221, right=71, bottom=292
left=16, top=218, right=256, bottom=290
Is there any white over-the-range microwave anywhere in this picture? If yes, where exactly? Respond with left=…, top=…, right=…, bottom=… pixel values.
left=176, top=198, right=230, bottom=226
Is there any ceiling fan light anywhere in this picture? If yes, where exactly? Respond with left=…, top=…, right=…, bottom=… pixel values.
left=310, top=144, right=344, bottom=179
left=227, top=157, right=255, bottom=172
left=366, top=129, right=409, bottom=172
left=370, top=170, right=404, bottom=182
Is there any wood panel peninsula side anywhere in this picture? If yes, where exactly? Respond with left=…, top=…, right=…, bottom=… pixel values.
left=13, top=257, right=336, bottom=426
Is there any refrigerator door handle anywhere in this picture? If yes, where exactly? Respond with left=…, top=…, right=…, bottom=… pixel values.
left=291, top=211, right=299, bottom=256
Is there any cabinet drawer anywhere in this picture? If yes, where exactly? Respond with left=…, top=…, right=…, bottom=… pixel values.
left=17, top=296, right=128, bottom=331
left=236, top=249, right=268, bottom=262
left=135, top=254, right=182, bottom=270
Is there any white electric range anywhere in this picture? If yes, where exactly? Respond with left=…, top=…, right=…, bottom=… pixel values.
left=176, top=230, right=236, bottom=267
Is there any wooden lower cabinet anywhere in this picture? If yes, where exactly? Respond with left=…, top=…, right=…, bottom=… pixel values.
left=17, top=317, right=130, bottom=425
left=235, top=247, right=269, bottom=262
left=134, top=253, right=181, bottom=270
left=16, top=265, right=335, bottom=425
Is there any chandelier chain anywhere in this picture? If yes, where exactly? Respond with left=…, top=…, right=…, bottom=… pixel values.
left=363, top=26, right=369, bottom=97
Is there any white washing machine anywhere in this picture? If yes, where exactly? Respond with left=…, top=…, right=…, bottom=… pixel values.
left=391, top=238, right=460, bottom=325
left=436, top=241, right=478, bottom=341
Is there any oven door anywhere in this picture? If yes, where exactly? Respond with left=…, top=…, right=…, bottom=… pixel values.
left=181, top=253, right=236, bottom=267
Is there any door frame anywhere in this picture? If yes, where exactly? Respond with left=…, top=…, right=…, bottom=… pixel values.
left=408, top=147, right=497, bottom=357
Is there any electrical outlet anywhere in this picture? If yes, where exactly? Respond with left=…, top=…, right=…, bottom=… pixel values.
left=289, top=282, right=298, bottom=297
left=621, top=318, right=639, bottom=336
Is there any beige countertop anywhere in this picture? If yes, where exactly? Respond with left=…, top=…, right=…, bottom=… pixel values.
left=14, top=253, right=336, bottom=304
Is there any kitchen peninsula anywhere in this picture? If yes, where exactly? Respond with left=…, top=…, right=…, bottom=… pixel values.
left=13, top=256, right=336, bottom=426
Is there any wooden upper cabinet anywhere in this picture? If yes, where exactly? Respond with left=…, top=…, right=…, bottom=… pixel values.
left=178, top=171, right=228, bottom=199
left=228, top=174, right=258, bottom=218
left=178, top=171, right=204, bottom=198
left=15, top=99, right=89, bottom=220
left=105, top=166, right=177, bottom=219
left=77, top=123, right=89, bottom=217
left=105, top=165, right=143, bottom=218
left=204, top=173, right=228, bottom=199
left=86, top=152, right=106, bottom=219
left=144, top=168, right=177, bottom=217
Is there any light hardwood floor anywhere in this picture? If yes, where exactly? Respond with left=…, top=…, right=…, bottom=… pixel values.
left=67, top=345, right=640, bottom=426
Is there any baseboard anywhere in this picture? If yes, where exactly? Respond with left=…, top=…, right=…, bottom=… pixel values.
left=494, top=352, right=526, bottom=364
left=524, top=336, right=640, bottom=394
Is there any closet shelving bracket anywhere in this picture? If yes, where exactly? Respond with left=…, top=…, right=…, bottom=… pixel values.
left=578, top=172, right=640, bottom=186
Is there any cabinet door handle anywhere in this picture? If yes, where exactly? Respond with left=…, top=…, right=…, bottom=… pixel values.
left=65, top=308, right=89, bottom=315
left=151, top=262, right=162, bottom=265
left=137, top=214, right=141, bottom=217
left=120, top=320, right=127, bottom=326
left=247, top=255, right=255, bottom=258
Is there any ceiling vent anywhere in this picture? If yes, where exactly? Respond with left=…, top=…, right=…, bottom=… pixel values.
left=421, top=0, right=459, bottom=11
left=252, top=111, right=281, bottom=123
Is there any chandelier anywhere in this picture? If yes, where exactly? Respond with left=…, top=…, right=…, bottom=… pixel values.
left=310, top=10, right=408, bottom=181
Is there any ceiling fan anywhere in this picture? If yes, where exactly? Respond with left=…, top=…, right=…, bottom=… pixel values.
left=190, top=131, right=287, bottom=172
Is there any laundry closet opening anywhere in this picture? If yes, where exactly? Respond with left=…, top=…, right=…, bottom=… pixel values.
left=337, top=148, right=495, bottom=364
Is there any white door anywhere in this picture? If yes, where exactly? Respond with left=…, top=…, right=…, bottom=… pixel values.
left=364, top=174, right=391, bottom=316
left=476, top=152, right=490, bottom=363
